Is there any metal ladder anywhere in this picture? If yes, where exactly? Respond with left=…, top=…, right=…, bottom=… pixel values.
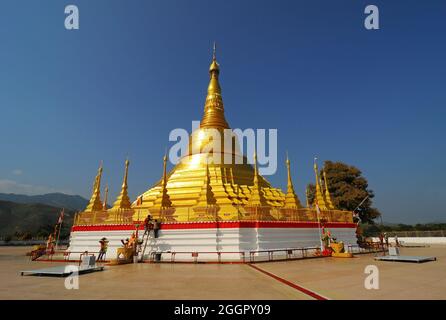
left=140, top=228, right=155, bottom=262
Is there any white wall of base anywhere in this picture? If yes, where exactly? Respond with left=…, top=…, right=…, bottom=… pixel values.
left=68, top=227, right=357, bottom=262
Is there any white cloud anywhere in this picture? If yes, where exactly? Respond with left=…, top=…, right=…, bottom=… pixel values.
left=12, top=169, right=23, bottom=176
left=0, top=179, right=65, bottom=195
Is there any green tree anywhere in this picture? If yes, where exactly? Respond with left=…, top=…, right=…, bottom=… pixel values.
left=307, top=161, right=381, bottom=224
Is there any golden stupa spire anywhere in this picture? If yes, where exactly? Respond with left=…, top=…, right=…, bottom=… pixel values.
left=283, top=153, right=302, bottom=208
left=253, top=151, right=259, bottom=185
left=200, top=42, right=229, bottom=129
left=305, top=186, right=310, bottom=208
left=195, top=160, right=217, bottom=207
left=154, top=153, right=172, bottom=208
left=84, top=162, right=103, bottom=212
left=111, top=159, right=132, bottom=211
left=313, top=158, right=328, bottom=210
left=102, top=185, right=108, bottom=211
left=247, top=151, right=267, bottom=206
left=323, top=170, right=335, bottom=210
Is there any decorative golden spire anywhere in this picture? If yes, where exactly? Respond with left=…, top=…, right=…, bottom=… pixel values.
left=248, top=151, right=267, bottom=206
left=212, top=41, right=217, bottom=61
left=253, top=151, right=259, bottom=185
left=102, top=185, right=108, bottom=211
left=195, top=161, right=217, bottom=207
left=305, top=186, right=310, bottom=208
left=200, top=42, right=229, bottom=129
left=111, top=159, right=132, bottom=211
left=154, top=154, right=172, bottom=208
left=313, top=158, right=327, bottom=210
left=84, top=162, right=103, bottom=212
left=283, top=154, right=302, bottom=208
left=323, top=170, right=335, bottom=210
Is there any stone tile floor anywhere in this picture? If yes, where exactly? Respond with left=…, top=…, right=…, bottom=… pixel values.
left=0, top=246, right=444, bottom=300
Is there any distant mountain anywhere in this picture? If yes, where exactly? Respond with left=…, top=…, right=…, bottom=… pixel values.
left=0, top=193, right=88, bottom=211
left=0, top=200, right=74, bottom=239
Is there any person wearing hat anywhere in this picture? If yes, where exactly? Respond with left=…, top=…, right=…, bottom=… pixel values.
left=128, top=232, right=137, bottom=248
left=98, top=237, right=109, bottom=261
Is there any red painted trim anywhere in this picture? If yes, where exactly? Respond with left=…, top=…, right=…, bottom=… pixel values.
left=71, top=221, right=356, bottom=232
left=247, top=264, right=328, bottom=300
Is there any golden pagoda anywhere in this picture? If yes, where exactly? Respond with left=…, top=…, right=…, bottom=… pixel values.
left=132, top=45, right=287, bottom=222
left=74, top=45, right=353, bottom=227
left=68, top=44, right=357, bottom=265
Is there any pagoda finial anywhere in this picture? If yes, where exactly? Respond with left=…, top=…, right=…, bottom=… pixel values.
left=286, top=152, right=292, bottom=186
left=200, top=43, right=229, bottom=129
left=313, top=157, right=328, bottom=210
left=213, top=41, right=217, bottom=61
left=283, top=154, right=302, bottom=208
left=111, top=159, right=131, bottom=211
left=323, top=170, right=335, bottom=210
left=84, top=162, right=104, bottom=212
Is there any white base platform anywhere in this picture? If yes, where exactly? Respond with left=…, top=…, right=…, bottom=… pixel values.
left=68, top=221, right=357, bottom=262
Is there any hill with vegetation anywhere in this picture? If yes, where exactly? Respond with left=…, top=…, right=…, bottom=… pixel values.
left=0, top=200, right=74, bottom=240
left=0, top=192, right=88, bottom=211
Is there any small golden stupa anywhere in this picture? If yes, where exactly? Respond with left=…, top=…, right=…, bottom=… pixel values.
left=74, top=44, right=351, bottom=226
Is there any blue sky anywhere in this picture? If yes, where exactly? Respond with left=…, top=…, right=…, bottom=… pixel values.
left=0, top=0, right=445, bottom=223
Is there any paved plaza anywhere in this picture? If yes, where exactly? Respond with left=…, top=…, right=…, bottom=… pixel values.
left=0, top=246, right=444, bottom=300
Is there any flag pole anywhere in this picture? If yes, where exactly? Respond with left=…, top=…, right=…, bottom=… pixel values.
left=56, top=208, right=64, bottom=250
left=313, top=157, right=324, bottom=251
left=316, top=204, right=324, bottom=250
